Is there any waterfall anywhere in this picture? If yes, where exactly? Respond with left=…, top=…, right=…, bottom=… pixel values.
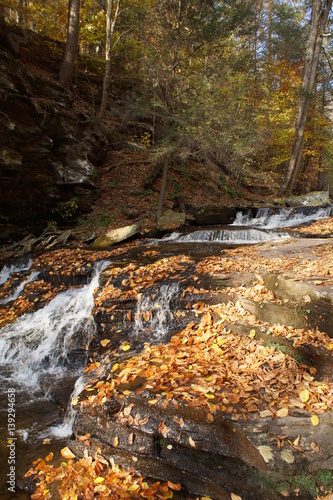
left=0, top=270, right=40, bottom=304
left=47, top=375, right=86, bottom=438
left=161, top=228, right=290, bottom=244
left=0, top=260, right=110, bottom=393
left=233, top=206, right=333, bottom=229
left=134, top=283, right=179, bottom=340
left=0, top=258, right=33, bottom=286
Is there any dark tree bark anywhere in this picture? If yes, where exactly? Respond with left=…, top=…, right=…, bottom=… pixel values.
left=279, top=0, right=332, bottom=196
left=59, top=0, right=81, bottom=90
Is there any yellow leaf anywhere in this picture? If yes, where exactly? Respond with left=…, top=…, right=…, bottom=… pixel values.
left=45, top=452, right=53, bottom=462
left=100, top=339, right=110, bottom=347
left=189, top=436, right=196, bottom=447
left=61, top=447, right=75, bottom=459
left=205, top=393, right=215, bottom=399
left=276, top=407, right=288, bottom=418
left=113, top=436, right=119, bottom=447
left=249, top=329, right=256, bottom=339
left=231, top=494, right=242, bottom=500
left=328, top=343, right=333, bottom=350
left=94, top=477, right=105, bottom=484
left=112, top=363, right=119, bottom=371
left=205, top=375, right=213, bottom=382
left=311, top=415, right=319, bottom=426
left=149, top=399, right=157, bottom=405
left=121, top=343, right=131, bottom=352
left=300, top=389, right=309, bottom=403
left=43, top=438, right=51, bottom=445
left=128, top=484, right=140, bottom=491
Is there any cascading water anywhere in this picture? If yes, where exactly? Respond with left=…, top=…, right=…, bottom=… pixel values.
left=159, top=205, right=332, bottom=245
left=0, top=270, right=40, bottom=305
left=161, top=228, right=290, bottom=244
left=233, top=206, right=333, bottom=229
left=0, top=260, right=110, bottom=394
left=134, top=283, right=179, bottom=340
left=0, top=258, right=33, bottom=286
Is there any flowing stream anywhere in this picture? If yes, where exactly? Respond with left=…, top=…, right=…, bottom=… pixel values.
left=0, top=205, right=331, bottom=497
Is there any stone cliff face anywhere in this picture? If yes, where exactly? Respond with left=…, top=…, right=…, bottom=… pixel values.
left=0, top=26, right=105, bottom=234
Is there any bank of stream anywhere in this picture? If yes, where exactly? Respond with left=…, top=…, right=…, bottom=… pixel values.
left=0, top=206, right=333, bottom=499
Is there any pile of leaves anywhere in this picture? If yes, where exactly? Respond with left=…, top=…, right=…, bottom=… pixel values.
left=79, top=306, right=333, bottom=421
left=25, top=450, right=196, bottom=500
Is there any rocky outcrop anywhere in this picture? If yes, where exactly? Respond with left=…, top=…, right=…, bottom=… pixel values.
left=0, top=25, right=105, bottom=232
left=192, top=205, right=239, bottom=225
left=285, top=191, right=331, bottom=207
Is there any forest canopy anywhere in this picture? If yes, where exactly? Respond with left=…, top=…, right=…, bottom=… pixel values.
left=3, top=0, right=333, bottom=195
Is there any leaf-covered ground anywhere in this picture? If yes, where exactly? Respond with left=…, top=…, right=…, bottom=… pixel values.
left=2, top=219, right=332, bottom=499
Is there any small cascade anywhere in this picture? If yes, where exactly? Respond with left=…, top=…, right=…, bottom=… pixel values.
left=0, top=258, right=33, bottom=286
left=134, top=283, right=179, bottom=340
left=162, top=228, right=290, bottom=245
left=0, top=260, right=110, bottom=393
left=0, top=270, right=40, bottom=304
left=233, top=206, right=333, bottom=229
left=47, top=376, right=86, bottom=438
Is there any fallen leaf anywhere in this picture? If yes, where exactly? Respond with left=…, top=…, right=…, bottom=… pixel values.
left=100, top=338, right=110, bottom=347
left=167, top=481, right=182, bottom=491
left=94, top=477, right=105, bottom=484
left=60, top=447, right=75, bottom=459
left=231, top=494, right=242, bottom=500
left=299, top=389, right=309, bottom=403
left=276, top=407, right=288, bottom=418
left=311, top=415, right=319, bottom=426
left=249, top=329, right=256, bottom=339
left=310, top=442, right=319, bottom=453
left=121, top=342, right=131, bottom=352
left=189, top=436, right=196, bottom=447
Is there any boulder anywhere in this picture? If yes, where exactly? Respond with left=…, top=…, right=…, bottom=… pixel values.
left=157, top=210, right=185, bottom=231
left=285, top=191, right=330, bottom=207
left=193, top=205, right=238, bottom=225
left=93, top=223, right=141, bottom=248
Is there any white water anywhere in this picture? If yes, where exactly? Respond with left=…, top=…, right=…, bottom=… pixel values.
left=159, top=205, right=332, bottom=244
left=47, top=375, right=86, bottom=438
left=161, top=228, right=290, bottom=244
left=0, top=258, right=33, bottom=285
left=233, top=206, right=333, bottom=229
left=134, top=283, right=179, bottom=339
left=0, top=270, right=40, bottom=304
left=0, top=260, right=110, bottom=392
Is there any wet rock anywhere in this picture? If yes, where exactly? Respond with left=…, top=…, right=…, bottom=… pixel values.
left=157, top=210, right=185, bottom=231
left=193, top=205, right=238, bottom=225
left=285, top=191, right=331, bottom=207
left=0, top=27, right=105, bottom=230
left=93, top=223, right=141, bottom=248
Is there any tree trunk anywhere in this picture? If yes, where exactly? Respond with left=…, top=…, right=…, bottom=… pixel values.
left=59, top=0, right=81, bottom=90
left=157, top=155, right=170, bottom=220
left=96, top=0, right=120, bottom=123
left=279, top=0, right=332, bottom=196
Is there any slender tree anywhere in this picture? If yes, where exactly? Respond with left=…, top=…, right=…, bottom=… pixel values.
left=59, top=0, right=81, bottom=90
left=279, top=0, right=332, bottom=195
left=96, top=0, right=121, bottom=123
